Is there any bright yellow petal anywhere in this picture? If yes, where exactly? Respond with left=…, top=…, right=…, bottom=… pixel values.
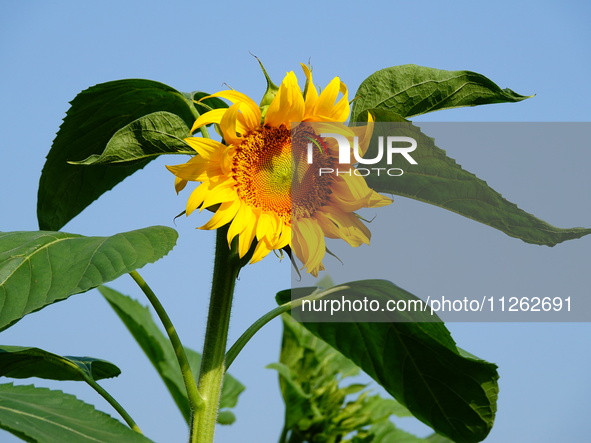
left=275, top=224, right=291, bottom=249
left=206, top=90, right=262, bottom=131
left=200, top=199, right=240, bottom=230
left=256, top=212, right=273, bottom=240
left=190, top=108, right=226, bottom=134
left=265, top=71, right=305, bottom=126
left=227, top=203, right=253, bottom=246
left=201, top=180, right=236, bottom=209
left=250, top=239, right=272, bottom=264
left=301, top=64, right=319, bottom=118
left=238, top=213, right=257, bottom=258
left=316, top=77, right=340, bottom=117
left=183, top=137, right=226, bottom=158
left=166, top=156, right=208, bottom=182
left=219, top=103, right=243, bottom=145
left=186, top=183, right=209, bottom=215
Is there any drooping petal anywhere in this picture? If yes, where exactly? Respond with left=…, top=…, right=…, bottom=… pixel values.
left=219, top=103, right=244, bottom=145
left=174, top=176, right=188, bottom=193
left=190, top=108, right=226, bottom=134
left=202, top=90, right=262, bottom=131
left=183, top=137, right=226, bottom=158
left=200, top=199, right=241, bottom=230
left=166, top=156, right=208, bottom=182
left=250, top=239, right=273, bottom=264
left=293, top=218, right=325, bottom=274
left=186, top=183, right=209, bottom=215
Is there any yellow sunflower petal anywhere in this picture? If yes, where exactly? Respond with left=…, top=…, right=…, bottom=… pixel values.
left=301, top=63, right=319, bottom=118
left=201, top=180, right=236, bottom=209
left=316, top=77, right=342, bottom=118
left=186, top=183, right=209, bottom=215
left=227, top=203, right=254, bottom=246
left=183, top=137, right=226, bottom=158
left=368, top=191, right=393, bottom=208
left=219, top=103, right=244, bottom=145
left=203, top=90, right=261, bottom=131
left=238, top=214, right=257, bottom=258
left=166, top=156, right=208, bottom=182
left=250, top=239, right=272, bottom=264
left=315, top=208, right=371, bottom=247
left=200, top=199, right=241, bottom=230
left=174, top=176, right=188, bottom=193
left=190, top=108, right=226, bottom=134
left=265, top=71, right=305, bottom=126
left=293, top=218, right=325, bottom=274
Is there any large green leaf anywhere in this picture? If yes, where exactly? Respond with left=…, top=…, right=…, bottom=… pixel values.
left=362, top=109, right=591, bottom=245
left=0, top=383, right=153, bottom=443
left=99, top=286, right=244, bottom=425
left=37, top=79, right=198, bottom=230
left=277, top=280, right=499, bottom=443
left=351, top=64, right=531, bottom=121
left=70, top=111, right=194, bottom=165
left=0, top=226, right=177, bottom=332
left=0, top=346, right=120, bottom=381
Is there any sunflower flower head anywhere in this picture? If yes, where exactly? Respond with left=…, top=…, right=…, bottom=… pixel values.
left=167, top=64, right=392, bottom=276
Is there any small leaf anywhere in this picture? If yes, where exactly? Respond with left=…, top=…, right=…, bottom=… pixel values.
left=0, top=226, right=177, bottom=332
left=351, top=64, right=531, bottom=120
left=277, top=280, right=499, bottom=443
left=0, top=383, right=153, bottom=443
left=70, top=112, right=193, bottom=165
left=0, top=345, right=120, bottom=381
left=37, top=79, right=198, bottom=230
left=99, top=286, right=244, bottom=425
left=363, top=110, right=591, bottom=245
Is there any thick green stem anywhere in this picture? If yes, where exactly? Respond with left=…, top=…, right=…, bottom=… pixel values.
left=191, top=227, right=242, bottom=443
left=128, top=270, right=204, bottom=413
left=225, top=285, right=349, bottom=370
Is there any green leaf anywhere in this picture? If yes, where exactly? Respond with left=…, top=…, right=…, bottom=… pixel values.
left=37, top=79, right=198, bottom=231
left=0, top=346, right=120, bottom=381
left=351, top=64, right=532, bottom=121
left=0, top=383, right=153, bottom=443
left=362, top=110, right=591, bottom=245
left=277, top=280, right=499, bottom=443
left=70, top=111, right=194, bottom=165
left=99, top=286, right=244, bottom=425
left=0, top=226, right=177, bottom=332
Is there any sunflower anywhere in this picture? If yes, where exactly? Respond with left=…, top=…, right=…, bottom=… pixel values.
left=167, top=65, right=392, bottom=276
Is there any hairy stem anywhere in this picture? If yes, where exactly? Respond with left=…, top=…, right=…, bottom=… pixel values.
left=191, top=227, right=242, bottom=443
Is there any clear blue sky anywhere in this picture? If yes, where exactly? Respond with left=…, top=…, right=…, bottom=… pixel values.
left=1, top=1, right=590, bottom=442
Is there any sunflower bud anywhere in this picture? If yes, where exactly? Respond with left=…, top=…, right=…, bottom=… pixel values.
left=256, top=58, right=279, bottom=118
